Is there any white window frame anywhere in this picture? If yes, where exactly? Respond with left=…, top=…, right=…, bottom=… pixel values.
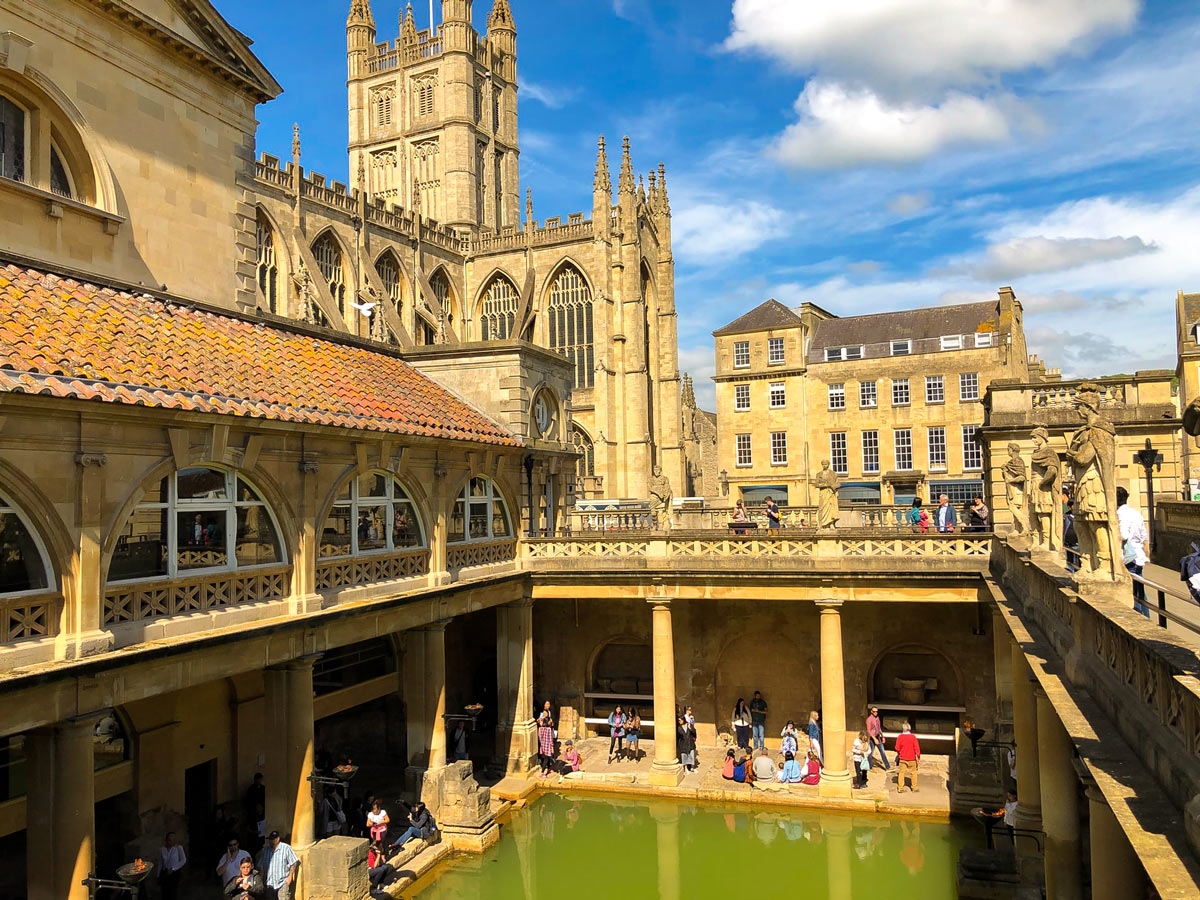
left=109, top=467, right=287, bottom=584
left=892, top=378, right=910, bottom=406
left=960, top=372, right=980, bottom=402
left=320, top=472, right=426, bottom=559
left=828, top=383, right=846, bottom=410
left=890, top=339, right=911, bottom=356
left=962, top=426, right=982, bottom=471
left=734, top=384, right=751, bottom=411
left=830, top=432, right=848, bottom=475
left=925, top=375, right=944, bottom=404
left=771, top=431, right=788, bottom=466
left=735, top=433, right=752, bottom=467
left=0, top=490, right=53, bottom=596
left=449, top=476, right=513, bottom=543
left=928, top=426, right=947, bottom=471
left=940, top=334, right=963, bottom=351
left=769, top=382, right=786, bottom=409
left=733, top=341, right=751, bottom=368
left=824, top=345, right=864, bottom=362
left=974, top=332, right=993, bottom=348
left=862, top=430, right=880, bottom=474
left=767, top=337, right=785, bottom=365
left=859, top=381, right=877, bottom=408
left=894, top=429, right=913, bottom=471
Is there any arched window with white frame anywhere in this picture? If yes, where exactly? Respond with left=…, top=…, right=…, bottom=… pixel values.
left=0, top=95, right=27, bottom=183
left=0, top=491, right=52, bottom=595
left=107, top=467, right=285, bottom=582
left=478, top=274, right=518, bottom=341
left=547, top=264, right=594, bottom=388
left=319, top=472, right=425, bottom=558
left=448, top=476, right=512, bottom=543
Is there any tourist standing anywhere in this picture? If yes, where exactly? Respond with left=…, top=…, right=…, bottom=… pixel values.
left=934, top=494, right=957, bottom=532
left=807, top=710, right=823, bottom=764
left=764, top=496, right=782, bottom=533
left=907, top=498, right=926, bottom=533
left=216, top=837, right=251, bottom=888
left=865, top=707, right=889, bottom=770
left=677, top=714, right=697, bottom=772
left=607, top=704, right=626, bottom=763
left=626, top=708, right=641, bottom=762
left=451, top=720, right=470, bottom=761
left=1003, top=790, right=1018, bottom=845
left=257, top=831, right=299, bottom=900
left=749, top=690, right=768, bottom=751
left=537, top=715, right=556, bottom=776
left=1116, top=486, right=1150, bottom=616
left=732, top=699, right=752, bottom=751
left=538, top=700, right=553, bottom=726
left=894, top=722, right=921, bottom=792
left=731, top=500, right=750, bottom=534
left=159, top=832, right=186, bottom=900
left=244, top=773, right=266, bottom=854
left=780, top=720, right=799, bottom=756
left=968, top=497, right=990, bottom=532
left=223, top=857, right=263, bottom=900
left=852, top=732, right=868, bottom=788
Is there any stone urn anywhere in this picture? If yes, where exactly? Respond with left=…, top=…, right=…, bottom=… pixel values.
left=895, top=677, right=938, bottom=705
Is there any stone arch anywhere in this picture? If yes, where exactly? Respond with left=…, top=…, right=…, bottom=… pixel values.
left=100, top=456, right=299, bottom=585
left=445, top=472, right=515, bottom=542
left=713, top=630, right=814, bottom=739
left=569, top=422, right=595, bottom=478
left=0, top=457, right=73, bottom=597
left=316, top=467, right=432, bottom=555
left=544, top=259, right=595, bottom=389
left=867, top=642, right=964, bottom=709
left=474, top=269, right=520, bottom=341
left=585, top=633, right=652, bottom=719
left=310, top=226, right=355, bottom=320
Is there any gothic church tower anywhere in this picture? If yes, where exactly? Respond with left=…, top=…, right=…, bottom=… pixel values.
left=347, top=0, right=519, bottom=233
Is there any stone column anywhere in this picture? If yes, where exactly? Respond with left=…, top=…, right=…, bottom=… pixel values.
left=647, top=595, right=684, bottom=785
left=1086, top=785, right=1146, bottom=900
left=1009, top=643, right=1042, bottom=831
left=824, top=817, right=854, bottom=900
left=426, top=622, right=448, bottom=770
left=25, top=719, right=95, bottom=900
left=817, top=600, right=852, bottom=798
left=1036, top=693, right=1082, bottom=900
left=285, top=658, right=318, bottom=848
left=991, top=609, right=1013, bottom=732
left=650, top=803, right=681, bottom=900
left=495, top=598, right=537, bottom=775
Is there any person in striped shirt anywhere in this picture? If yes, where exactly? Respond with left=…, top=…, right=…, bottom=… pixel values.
left=257, top=831, right=299, bottom=900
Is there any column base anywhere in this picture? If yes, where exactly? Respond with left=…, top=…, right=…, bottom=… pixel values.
left=818, top=771, right=853, bottom=799
left=648, top=760, right=685, bottom=786
left=290, top=592, right=324, bottom=614
left=443, top=819, right=501, bottom=853
left=494, top=721, right=537, bottom=776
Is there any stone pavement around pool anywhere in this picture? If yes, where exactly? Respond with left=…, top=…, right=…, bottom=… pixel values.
left=513, top=738, right=951, bottom=817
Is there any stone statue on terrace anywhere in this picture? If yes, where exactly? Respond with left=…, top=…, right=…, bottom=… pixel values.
left=1029, top=427, right=1062, bottom=553
left=648, top=465, right=674, bottom=531
left=813, top=459, right=841, bottom=530
left=1001, top=442, right=1028, bottom=536
left=1067, top=383, right=1124, bottom=583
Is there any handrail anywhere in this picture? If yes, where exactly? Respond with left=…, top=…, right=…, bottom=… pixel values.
left=1131, top=572, right=1200, bottom=635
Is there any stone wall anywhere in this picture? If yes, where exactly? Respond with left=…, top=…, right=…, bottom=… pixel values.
left=1152, top=500, right=1200, bottom=570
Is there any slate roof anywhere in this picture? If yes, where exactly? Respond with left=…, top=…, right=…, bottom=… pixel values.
left=713, top=299, right=805, bottom=336
left=0, top=264, right=521, bottom=447
left=808, top=301, right=998, bottom=358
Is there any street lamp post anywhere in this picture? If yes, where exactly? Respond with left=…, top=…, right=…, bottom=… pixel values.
left=1134, top=439, right=1162, bottom=552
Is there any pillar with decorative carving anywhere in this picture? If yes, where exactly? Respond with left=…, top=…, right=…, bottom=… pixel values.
left=1010, top=644, right=1042, bottom=832
left=817, top=600, right=852, bottom=798
left=647, top=595, right=683, bottom=785
left=496, top=597, right=537, bottom=774
left=1036, top=692, right=1082, bottom=900
left=25, top=718, right=95, bottom=900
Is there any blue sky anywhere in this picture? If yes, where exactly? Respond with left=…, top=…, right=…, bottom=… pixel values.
left=226, top=0, right=1200, bottom=409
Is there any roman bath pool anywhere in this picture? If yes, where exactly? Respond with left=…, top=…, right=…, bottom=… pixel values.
left=413, top=793, right=976, bottom=898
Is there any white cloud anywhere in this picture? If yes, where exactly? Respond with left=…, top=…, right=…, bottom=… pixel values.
left=848, top=260, right=882, bottom=275
left=972, top=235, right=1155, bottom=280
left=673, top=200, right=787, bottom=263
left=886, top=192, right=932, bottom=215
left=521, top=80, right=580, bottom=109
left=771, top=82, right=1011, bottom=169
left=724, top=0, right=1140, bottom=96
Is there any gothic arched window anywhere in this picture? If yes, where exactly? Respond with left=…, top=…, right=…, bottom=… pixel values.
left=570, top=425, right=595, bottom=477
left=478, top=275, right=518, bottom=341
left=547, top=264, right=594, bottom=388
left=256, top=212, right=279, bottom=313
left=312, top=232, right=347, bottom=317
left=430, top=268, right=456, bottom=329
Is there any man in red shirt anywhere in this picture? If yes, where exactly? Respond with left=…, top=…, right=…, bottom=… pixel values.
left=894, top=721, right=921, bottom=792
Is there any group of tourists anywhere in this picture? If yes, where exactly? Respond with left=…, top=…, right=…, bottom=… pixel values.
left=604, top=703, right=645, bottom=763
left=538, top=701, right=582, bottom=778
left=907, top=495, right=990, bottom=533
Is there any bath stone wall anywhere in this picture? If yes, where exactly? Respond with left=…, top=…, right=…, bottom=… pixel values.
left=533, top=597, right=997, bottom=750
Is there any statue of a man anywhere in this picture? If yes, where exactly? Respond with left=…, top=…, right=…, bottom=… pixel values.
left=648, top=465, right=674, bottom=531
left=1068, top=383, right=1122, bottom=582
left=1001, top=442, right=1028, bottom=536
left=813, top=459, right=840, bottom=530
left=1029, top=427, right=1062, bottom=552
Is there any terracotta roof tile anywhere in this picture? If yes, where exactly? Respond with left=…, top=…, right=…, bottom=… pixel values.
left=0, top=264, right=521, bottom=448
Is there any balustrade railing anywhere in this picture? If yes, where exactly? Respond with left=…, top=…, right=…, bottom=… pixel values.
left=368, top=49, right=401, bottom=73
left=103, top=565, right=291, bottom=626
left=1031, top=380, right=1126, bottom=409
left=301, top=180, right=357, bottom=213
left=255, top=160, right=290, bottom=189
left=447, top=539, right=518, bottom=571
left=315, top=549, right=431, bottom=592
left=1, top=591, right=57, bottom=643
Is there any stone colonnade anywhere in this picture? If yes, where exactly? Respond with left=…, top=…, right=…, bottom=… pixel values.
left=24, top=598, right=539, bottom=899
left=643, top=594, right=853, bottom=798
left=1006, top=633, right=1147, bottom=900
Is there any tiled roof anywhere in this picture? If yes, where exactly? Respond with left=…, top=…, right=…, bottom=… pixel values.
left=809, top=301, right=998, bottom=356
left=713, top=299, right=805, bottom=336
left=0, top=265, right=520, bottom=447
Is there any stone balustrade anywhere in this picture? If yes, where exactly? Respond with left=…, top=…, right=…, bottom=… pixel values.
left=102, top=564, right=291, bottom=626
left=1, top=591, right=56, bottom=642
left=315, top=548, right=431, bottom=592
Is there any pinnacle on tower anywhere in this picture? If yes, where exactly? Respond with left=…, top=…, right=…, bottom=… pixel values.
left=347, top=0, right=375, bottom=27
left=618, top=136, right=635, bottom=196
left=638, top=174, right=646, bottom=205
left=648, top=169, right=657, bottom=207
left=291, top=123, right=301, bottom=164
left=594, top=136, right=611, bottom=195
left=402, top=2, right=417, bottom=44
left=525, top=187, right=533, bottom=223
left=658, top=162, right=670, bottom=215
left=488, top=0, right=515, bottom=31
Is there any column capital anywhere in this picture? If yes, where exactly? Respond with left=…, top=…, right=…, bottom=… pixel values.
left=508, top=596, right=535, bottom=609
left=647, top=594, right=672, bottom=610
left=815, top=599, right=843, bottom=611
left=421, top=619, right=451, bottom=633
left=1084, top=784, right=1108, bottom=805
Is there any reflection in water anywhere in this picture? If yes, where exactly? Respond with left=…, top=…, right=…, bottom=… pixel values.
left=417, top=793, right=972, bottom=899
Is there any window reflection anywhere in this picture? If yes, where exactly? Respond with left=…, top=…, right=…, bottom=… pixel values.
left=319, top=472, right=425, bottom=557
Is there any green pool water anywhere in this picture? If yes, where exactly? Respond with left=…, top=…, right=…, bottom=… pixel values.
left=415, top=793, right=975, bottom=899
